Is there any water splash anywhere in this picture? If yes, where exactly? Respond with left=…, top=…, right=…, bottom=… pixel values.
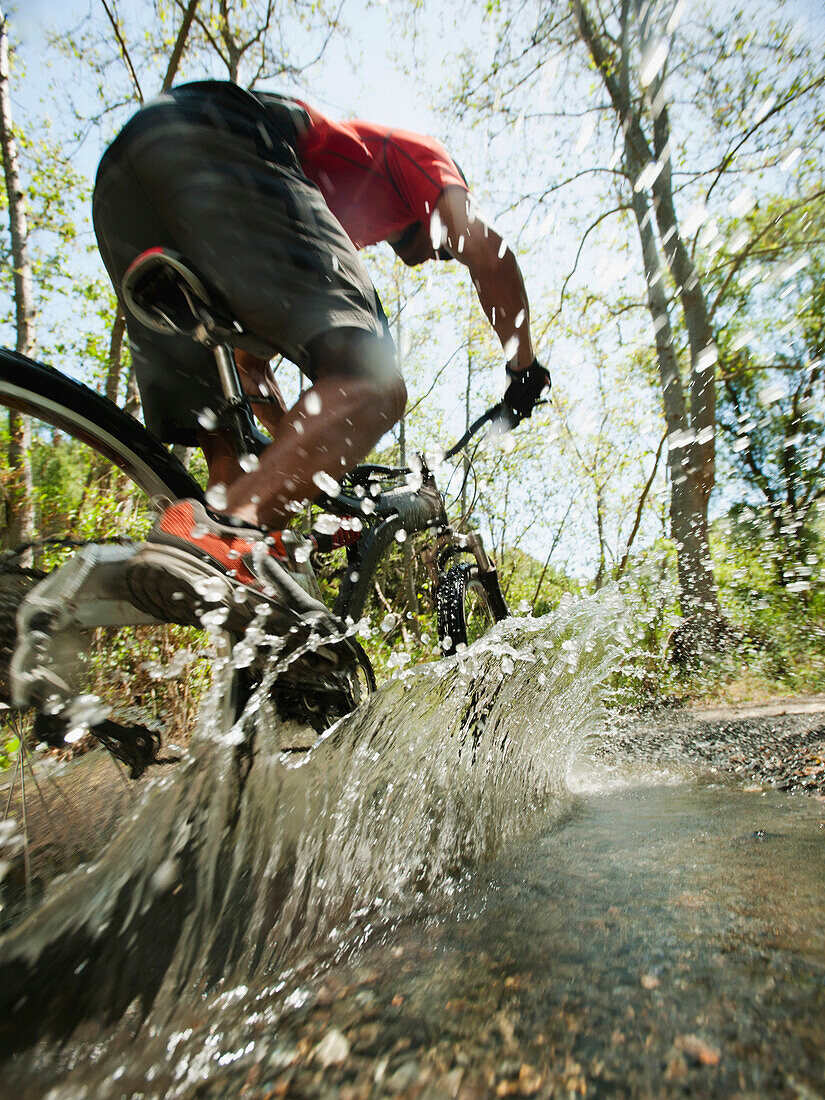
left=0, top=590, right=624, bottom=1053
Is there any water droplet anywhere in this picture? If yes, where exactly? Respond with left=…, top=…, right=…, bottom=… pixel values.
left=640, top=38, right=668, bottom=86
left=395, top=528, right=407, bottom=543
left=232, top=640, right=256, bottom=668
left=752, top=94, right=776, bottom=125
left=574, top=114, right=596, bottom=154
left=197, top=407, right=218, bottom=431
left=695, top=344, right=718, bottom=373
left=780, top=255, right=809, bottom=281
left=194, top=576, right=230, bottom=603
left=305, top=391, right=323, bottom=416
left=405, top=469, right=423, bottom=492
left=239, top=453, right=260, bottom=472
left=200, top=606, right=230, bottom=630
left=429, top=208, right=445, bottom=250
left=728, top=189, right=755, bottom=217
left=206, top=483, right=228, bottom=511
left=62, top=693, right=112, bottom=741
left=759, top=383, right=784, bottom=406
left=314, top=513, right=341, bottom=535
left=312, top=470, right=340, bottom=496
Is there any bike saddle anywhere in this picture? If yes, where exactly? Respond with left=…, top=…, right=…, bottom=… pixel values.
left=122, top=247, right=244, bottom=346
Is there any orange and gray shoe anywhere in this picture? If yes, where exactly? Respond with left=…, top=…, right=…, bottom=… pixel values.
left=125, top=498, right=323, bottom=635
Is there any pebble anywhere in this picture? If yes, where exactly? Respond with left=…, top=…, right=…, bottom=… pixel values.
left=675, top=1033, right=721, bottom=1066
left=313, top=1028, right=350, bottom=1068
left=385, top=1058, right=421, bottom=1091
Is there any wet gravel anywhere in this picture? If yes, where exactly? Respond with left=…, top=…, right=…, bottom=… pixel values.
left=3, top=700, right=824, bottom=1099
left=597, top=700, right=825, bottom=797
left=148, top=786, right=825, bottom=1100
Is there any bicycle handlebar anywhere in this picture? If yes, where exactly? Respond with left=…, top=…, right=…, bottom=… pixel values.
left=443, top=403, right=506, bottom=461
left=341, top=398, right=547, bottom=492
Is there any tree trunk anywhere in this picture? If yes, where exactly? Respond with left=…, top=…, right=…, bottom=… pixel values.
left=573, top=0, right=726, bottom=660
left=104, top=307, right=127, bottom=403
left=462, top=316, right=473, bottom=524
left=0, top=12, right=35, bottom=563
left=124, top=362, right=141, bottom=419
left=628, top=185, right=721, bottom=624
left=103, top=0, right=198, bottom=423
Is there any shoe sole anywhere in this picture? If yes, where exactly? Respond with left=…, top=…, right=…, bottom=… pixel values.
left=125, top=545, right=303, bottom=636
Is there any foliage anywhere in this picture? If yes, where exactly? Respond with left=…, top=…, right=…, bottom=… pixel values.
left=708, top=209, right=825, bottom=590
left=1, top=1, right=823, bottom=707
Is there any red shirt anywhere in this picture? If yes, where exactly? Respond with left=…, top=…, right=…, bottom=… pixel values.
left=296, top=103, right=468, bottom=249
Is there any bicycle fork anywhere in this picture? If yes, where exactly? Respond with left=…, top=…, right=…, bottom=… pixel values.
left=420, top=529, right=496, bottom=592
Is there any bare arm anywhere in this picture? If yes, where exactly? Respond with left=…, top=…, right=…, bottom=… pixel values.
left=435, top=187, right=535, bottom=371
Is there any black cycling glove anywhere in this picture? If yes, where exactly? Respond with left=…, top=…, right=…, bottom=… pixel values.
left=502, top=359, right=551, bottom=426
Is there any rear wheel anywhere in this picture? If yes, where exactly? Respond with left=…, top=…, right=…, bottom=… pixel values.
left=436, top=562, right=509, bottom=656
left=0, top=349, right=205, bottom=924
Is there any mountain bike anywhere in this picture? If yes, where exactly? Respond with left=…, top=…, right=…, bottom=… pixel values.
left=0, top=250, right=512, bottom=905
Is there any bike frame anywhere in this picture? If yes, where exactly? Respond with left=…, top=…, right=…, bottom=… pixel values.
left=2, top=238, right=511, bottom=727
left=217, top=351, right=505, bottom=627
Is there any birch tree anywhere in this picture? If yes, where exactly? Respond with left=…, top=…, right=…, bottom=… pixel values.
left=439, top=0, right=825, bottom=658
left=0, top=11, right=35, bottom=560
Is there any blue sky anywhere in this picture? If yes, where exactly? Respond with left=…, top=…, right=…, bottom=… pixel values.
left=8, top=0, right=824, bottom=576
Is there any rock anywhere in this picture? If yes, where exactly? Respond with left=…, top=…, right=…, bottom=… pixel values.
left=494, top=1010, right=517, bottom=1046
left=675, top=1033, right=721, bottom=1066
left=386, top=1059, right=422, bottom=1092
left=517, top=1064, right=542, bottom=1096
left=441, top=1066, right=464, bottom=1097
left=267, top=1044, right=299, bottom=1070
left=664, top=1050, right=688, bottom=1081
left=313, top=1027, right=350, bottom=1068
left=374, top=1055, right=389, bottom=1083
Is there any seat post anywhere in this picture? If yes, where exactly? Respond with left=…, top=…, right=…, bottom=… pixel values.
left=212, top=343, right=245, bottom=406
left=209, top=342, right=262, bottom=458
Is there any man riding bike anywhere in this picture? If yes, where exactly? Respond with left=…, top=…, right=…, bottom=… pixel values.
left=93, top=80, right=549, bottom=627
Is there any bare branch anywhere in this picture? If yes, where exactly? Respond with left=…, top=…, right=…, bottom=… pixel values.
left=705, top=73, right=825, bottom=206
left=162, top=0, right=199, bottom=92
left=615, top=429, right=666, bottom=579
left=558, top=204, right=626, bottom=311
left=98, top=0, right=144, bottom=103
left=709, top=188, right=825, bottom=320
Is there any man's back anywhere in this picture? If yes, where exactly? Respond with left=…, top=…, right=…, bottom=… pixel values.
left=289, top=101, right=468, bottom=249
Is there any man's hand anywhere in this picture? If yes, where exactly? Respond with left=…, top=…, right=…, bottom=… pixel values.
left=503, top=359, right=551, bottom=426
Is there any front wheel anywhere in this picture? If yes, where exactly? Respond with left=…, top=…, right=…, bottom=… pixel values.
left=436, top=563, right=509, bottom=656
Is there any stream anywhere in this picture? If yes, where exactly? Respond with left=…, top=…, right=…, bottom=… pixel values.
left=0, top=594, right=823, bottom=1098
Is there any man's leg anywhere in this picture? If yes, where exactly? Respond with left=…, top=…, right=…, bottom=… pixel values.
left=221, top=328, right=405, bottom=529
